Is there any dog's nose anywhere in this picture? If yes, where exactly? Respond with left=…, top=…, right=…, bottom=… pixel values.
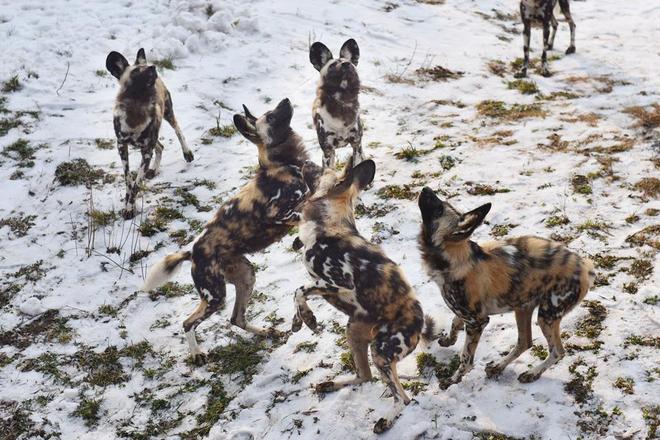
left=342, top=62, right=351, bottom=70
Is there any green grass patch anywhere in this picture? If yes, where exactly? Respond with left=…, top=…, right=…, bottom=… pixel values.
left=476, top=100, right=547, bottom=120
left=2, top=75, right=21, bottom=93
left=0, top=214, right=36, bottom=237
left=377, top=184, right=418, bottom=200
left=55, top=158, right=114, bottom=186
left=507, top=79, right=539, bottom=95
left=152, top=57, right=175, bottom=71
left=95, top=138, right=114, bottom=150
left=1, top=138, right=38, bottom=167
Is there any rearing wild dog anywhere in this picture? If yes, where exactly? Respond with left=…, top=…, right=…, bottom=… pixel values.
left=418, top=187, right=594, bottom=388
left=106, top=48, right=194, bottom=219
left=293, top=158, right=429, bottom=418
left=142, top=99, right=309, bottom=363
left=515, top=0, right=576, bottom=78
left=310, top=39, right=363, bottom=169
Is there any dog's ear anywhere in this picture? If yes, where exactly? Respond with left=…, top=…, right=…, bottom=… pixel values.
left=449, top=203, right=491, bottom=241
left=135, top=48, right=147, bottom=65
left=233, top=113, right=260, bottom=144
left=302, top=160, right=323, bottom=194
left=106, top=51, right=129, bottom=79
left=351, top=159, right=375, bottom=190
left=339, top=39, right=359, bottom=66
left=242, top=104, right=257, bottom=123
left=310, top=42, right=333, bottom=71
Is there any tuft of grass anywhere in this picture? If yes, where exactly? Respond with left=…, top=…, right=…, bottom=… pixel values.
left=628, top=259, right=653, bottom=280
left=206, top=337, right=265, bottom=384
left=491, top=224, right=516, bottom=238
left=467, top=183, right=510, bottom=196
left=148, top=281, right=194, bottom=300
left=575, top=300, right=607, bottom=339
left=55, top=159, right=114, bottom=187
left=402, top=380, right=427, bottom=396
left=576, top=219, right=611, bottom=240
left=476, top=100, right=547, bottom=120
left=0, top=214, right=36, bottom=237
left=507, top=79, right=539, bottom=95
left=624, top=335, right=660, bottom=348
left=339, top=351, right=356, bottom=373
left=530, top=344, right=548, bottom=360
left=74, top=346, right=128, bottom=387
left=592, top=253, right=619, bottom=270
left=294, top=341, right=318, bottom=353
left=623, top=104, right=660, bottom=130
left=571, top=174, right=592, bottom=195
left=438, top=155, right=456, bottom=170
left=634, top=177, right=660, bottom=199
left=625, top=225, right=660, bottom=250
left=355, top=202, right=395, bottom=219
left=416, top=352, right=460, bottom=381
left=565, top=358, right=598, bottom=404
left=139, top=206, right=184, bottom=237
left=394, top=145, right=426, bottom=161
left=642, top=405, right=659, bottom=439
left=613, top=377, right=635, bottom=395
left=487, top=60, right=507, bottom=77
left=545, top=214, right=570, bottom=228
left=89, top=209, right=117, bottom=228
left=1, top=138, right=38, bottom=167
left=73, top=396, right=101, bottom=427
left=19, top=352, right=71, bottom=385
left=94, top=138, right=114, bottom=150
left=152, top=57, right=175, bottom=71
left=2, top=75, right=22, bottom=93
left=208, top=122, right=237, bottom=138
left=643, top=295, right=658, bottom=306
left=377, top=184, right=418, bottom=200
left=416, top=65, right=463, bottom=81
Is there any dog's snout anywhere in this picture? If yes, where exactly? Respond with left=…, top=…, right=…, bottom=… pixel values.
left=341, top=61, right=351, bottom=70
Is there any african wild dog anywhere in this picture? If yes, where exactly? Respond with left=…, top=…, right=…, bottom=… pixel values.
left=418, top=187, right=594, bottom=388
left=515, top=0, right=576, bottom=78
left=310, top=39, right=363, bottom=169
left=293, top=158, right=432, bottom=429
left=106, top=48, right=194, bottom=219
left=142, top=98, right=309, bottom=363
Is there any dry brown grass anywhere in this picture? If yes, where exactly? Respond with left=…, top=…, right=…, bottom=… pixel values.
left=476, top=100, right=547, bottom=120
left=487, top=60, right=507, bottom=77
left=561, top=112, right=601, bottom=127
left=634, top=177, right=660, bottom=199
left=623, top=104, right=660, bottom=130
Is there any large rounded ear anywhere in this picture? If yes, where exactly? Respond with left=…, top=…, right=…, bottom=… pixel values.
left=135, top=48, right=147, bottom=65
left=309, top=42, right=333, bottom=71
left=351, top=159, right=375, bottom=190
left=242, top=104, right=257, bottom=123
left=449, top=203, right=492, bottom=241
left=233, top=114, right=260, bottom=144
left=106, top=51, right=129, bottom=79
left=339, top=39, right=359, bottom=66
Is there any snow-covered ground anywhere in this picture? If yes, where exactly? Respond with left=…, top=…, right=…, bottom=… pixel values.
left=1, top=0, right=658, bottom=438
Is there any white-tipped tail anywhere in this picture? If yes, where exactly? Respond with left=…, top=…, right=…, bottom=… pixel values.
left=141, top=251, right=191, bottom=291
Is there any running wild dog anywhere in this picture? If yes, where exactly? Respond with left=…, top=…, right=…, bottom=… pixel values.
left=418, top=187, right=594, bottom=387
left=310, top=39, right=364, bottom=169
left=142, top=99, right=309, bottom=363
left=106, top=48, right=194, bottom=219
left=293, top=158, right=430, bottom=417
left=515, top=0, right=576, bottom=78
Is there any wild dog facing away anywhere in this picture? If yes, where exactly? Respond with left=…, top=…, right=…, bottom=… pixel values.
left=418, top=187, right=595, bottom=388
left=142, top=98, right=310, bottom=364
left=515, top=0, right=576, bottom=78
left=310, top=38, right=364, bottom=169
left=293, top=158, right=433, bottom=433
left=106, top=48, right=194, bottom=219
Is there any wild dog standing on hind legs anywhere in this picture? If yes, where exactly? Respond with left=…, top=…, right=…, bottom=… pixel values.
left=142, top=99, right=310, bottom=364
left=310, top=39, right=364, bottom=169
left=418, top=187, right=594, bottom=388
left=515, top=0, right=576, bottom=78
left=293, top=158, right=434, bottom=433
left=106, top=48, right=194, bottom=219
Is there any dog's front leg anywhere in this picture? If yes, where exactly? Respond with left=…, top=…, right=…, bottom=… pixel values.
left=541, top=19, right=552, bottom=77
left=350, top=119, right=365, bottom=165
left=123, top=143, right=153, bottom=219
left=291, top=280, right=336, bottom=332
left=515, top=21, right=531, bottom=78
left=441, top=317, right=489, bottom=389
left=315, top=116, right=335, bottom=169
left=117, top=141, right=136, bottom=219
left=146, top=141, right=164, bottom=179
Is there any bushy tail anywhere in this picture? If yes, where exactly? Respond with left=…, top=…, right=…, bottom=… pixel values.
left=141, top=251, right=191, bottom=291
left=421, top=314, right=438, bottom=342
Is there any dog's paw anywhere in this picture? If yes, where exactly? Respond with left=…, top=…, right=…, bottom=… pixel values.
left=190, top=352, right=208, bottom=366
left=541, top=69, right=552, bottom=78
left=291, top=314, right=303, bottom=333
left=145, top=169, right=156, bottom=179
left=513, top=70, right=527, bottom=79
left=315, top=381, right=336, bottom=394
left=518, top=370, right=541, bottom=383
left=485, top=361, right=503, bottom=379
left=292, top=237, right=304, bottom=251
left=121, top=208, right=135, bottom=220
left=183, top=150, right=194, bottom=163
left=373, top=418, right=393, bottom=434
left=565, top=46, right=576, bottom=55
left=437, top=332, right=454, bottom=347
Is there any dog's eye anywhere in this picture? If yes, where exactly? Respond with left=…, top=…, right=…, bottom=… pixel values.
left=266, top=114, right=274, bottom=123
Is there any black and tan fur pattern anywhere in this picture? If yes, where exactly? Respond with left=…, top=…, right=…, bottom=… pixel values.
left=106, top=48, right=194, bottom=219
left=418, top=187, right=594, bottom=387
left=515, top=0, right=576, bottom=78
left=310, top=39, right=363, bottom=169
left=142, top=99, right=309, bottom=363
left=293, top=158, right=425, bottom=411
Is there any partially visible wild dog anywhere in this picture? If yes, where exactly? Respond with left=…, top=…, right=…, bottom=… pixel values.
left=310, top=39, right=363, bottom=169
left=106, top=48, right=194, bottom=219
left=418, top=187, right=594, bottom=388
left=293, top=157, right=432, bottom=429
left=142, top=98, right=309, bottom=363
left=515, top=0, right=576, bottom=78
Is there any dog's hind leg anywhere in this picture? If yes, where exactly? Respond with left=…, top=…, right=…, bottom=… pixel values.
left=225, top=256, right=282, bottom=337
left=164, top=91, right=194, bottom=163
left=485, top=306, right=534, bottom=378
left=437, top=314, right=463, bottom=347
left=559, top=0, right=576, bottom=54
left=350, top=119, right=365, bottom=165
left=548, top=15, right=558, bottom=50
left=518, top=317, right=564, bottom=382
left=146, top=141, right=164, bottom=179
left=515, top=20, right=531, bottom=78
left=540, top=20, right=552, bottom=77
left=316, top=320, right=375, bottom=393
